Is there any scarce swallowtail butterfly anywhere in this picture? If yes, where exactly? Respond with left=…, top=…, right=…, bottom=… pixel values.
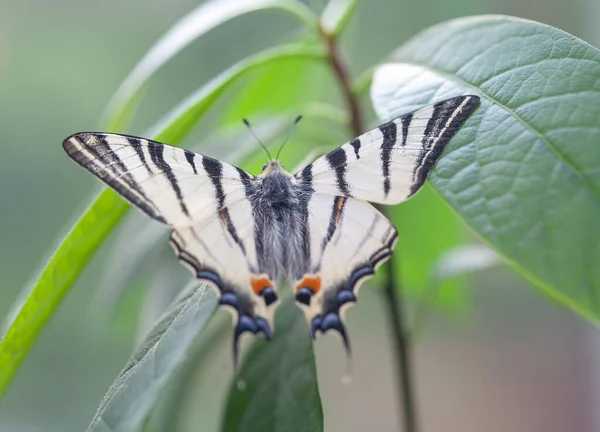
left=63, top=95, right=479, bottom=366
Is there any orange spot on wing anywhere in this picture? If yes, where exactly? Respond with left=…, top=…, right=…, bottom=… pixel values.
left=335, top=197, right=347, bottom=223
left=296, top=275, right=322, bottom=294
left=250, top=276, right=272, bottom=295
left=219, top=209, right=227, bottom=225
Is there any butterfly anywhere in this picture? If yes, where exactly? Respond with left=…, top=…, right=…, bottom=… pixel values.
left=63, top=95, right=479, bottom=366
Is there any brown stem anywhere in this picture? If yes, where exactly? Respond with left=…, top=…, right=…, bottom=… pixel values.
left=381, top=244, right=418, bottom=432
left=319, top=25, right=418, bottom=432
left=321, top=30, right=364, bottom=136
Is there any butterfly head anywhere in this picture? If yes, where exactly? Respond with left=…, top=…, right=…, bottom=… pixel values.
left=243, top=116, right=302, bottom=176
left=260, top=159, right=288, bottom=177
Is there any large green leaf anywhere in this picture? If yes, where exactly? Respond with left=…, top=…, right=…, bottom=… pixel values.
left=0, top=189, right=130, bottom=397
left=93, top=215, right=167, bottom=325
left=148, top=44, right=325, bottom=144
left=371, top=15, right=600, bottom=320
left=221, top=299, right=323, bottom=432
left=103, top=0, right=318, bottom=131
left=221, top=50, right=327, bottom=125
left=87, top=284, right=218, bottom=432
left=141, top=316, right=230, bottom=432
left=0, top=44, right=324, bottom=399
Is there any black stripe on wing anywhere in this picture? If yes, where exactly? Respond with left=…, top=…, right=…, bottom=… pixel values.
left=184, top=150, right=198, bottom=174
left=409, top=95, right=480, bottom=196
left=320, top=196, right=347, bottom=253
left=296, top=164, right=314, bottom=274
left=325, top=147, right=351, bottom=196
left=63, top=133, right=167, bottom=223
left=202, top=156, right=247, bottom=254
left=379, top=120, right=398, bottom=197
left=129, top=137, right=154, bottom=176
left=147, top=143, right=191, bottom=217
left=349, top=138, right=361, bottom=159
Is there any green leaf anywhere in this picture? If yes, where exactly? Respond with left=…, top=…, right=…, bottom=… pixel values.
left=221, top=299, right=323, bottom=432
left=221, top=41, right=327, bottom=125
left=87, top=283, right=218, bottom=432
left=133, top=250, right=189, bottom=343
left=371, top=15, right=600, bottom=321
left=0, top=189, right=129, bottom=396
left=149, top=43, right=326, bottom=144
left=103, top=0, right=319, bottom=131
left=0, top=44, right=324, bottom=399
left=93, top=215, right=167, bottom=324
left=352, top=65, right=374, bottom=97
left=142, top=317, right=230, bottom=432
left=321, top=0, right=361, bottom=36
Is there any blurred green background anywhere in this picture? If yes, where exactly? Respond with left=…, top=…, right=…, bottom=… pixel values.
left=1, top=0, right=599, bottom=431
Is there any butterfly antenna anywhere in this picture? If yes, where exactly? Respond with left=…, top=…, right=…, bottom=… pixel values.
left=275, top=115, right=302, bottom=161
left=243, top=118, right=272, bottom=160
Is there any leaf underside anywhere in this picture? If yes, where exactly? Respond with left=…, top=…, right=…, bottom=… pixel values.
left=221, top=299, right=323, bottom=432
left=87, top=284, right=218, bottom=432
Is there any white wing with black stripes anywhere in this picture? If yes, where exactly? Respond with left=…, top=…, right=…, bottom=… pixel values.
left=295, top=95, right=480, bottom=204
left=292, top=95, right=479, bottom=347
left=63, top=133, right=277, bottom=366
left=292, top=194, right=397, bottom=352
left=63, top=132, right=253, bottom=227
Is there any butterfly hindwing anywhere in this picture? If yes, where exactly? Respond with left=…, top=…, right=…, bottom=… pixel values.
left=170, top=202, right=278, bottom=365
left=296, top=95, right=480, bottom=204
left=293, top=194, right=397, bottom=350
left=63, top=133, right=276, bottom=364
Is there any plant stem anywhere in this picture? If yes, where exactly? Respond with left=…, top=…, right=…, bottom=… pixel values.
left=321, top=30, right=363, bottom=136
left=381, top=247, right=418, bottom=432
left=320, top=26, right=418, bottom=432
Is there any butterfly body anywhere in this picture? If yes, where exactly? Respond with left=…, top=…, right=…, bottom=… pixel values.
left=63, top=95, right=480, bottom=363
left=251, top=161, right=312, bottom=282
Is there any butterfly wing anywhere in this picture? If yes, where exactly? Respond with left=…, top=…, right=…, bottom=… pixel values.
left=170, top=203, right=278, bottom=366
left=292, top=95, right=479, bottom=348
left=292, top=194, right=396, bottom=350
left=63, top=132, right=252, bottom=227
left=63, top=133, right=277, bottom=364
left=295, top=95, right=480, bottom=204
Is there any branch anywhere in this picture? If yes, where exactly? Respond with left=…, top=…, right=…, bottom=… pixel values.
left=380, top=237, right=418, bottom=432
left=321, top=30, right=364, bottom=136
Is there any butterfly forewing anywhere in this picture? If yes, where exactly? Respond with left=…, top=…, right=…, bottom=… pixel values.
left=63, top=133, right=252, bottom=227
left=297, top=95, right=480, bottom=204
